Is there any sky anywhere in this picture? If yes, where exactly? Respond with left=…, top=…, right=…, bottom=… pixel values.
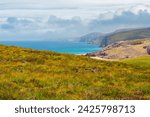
left=1, top=0, right=150, bottom=41
left=1, top=0, right=150, bottom=7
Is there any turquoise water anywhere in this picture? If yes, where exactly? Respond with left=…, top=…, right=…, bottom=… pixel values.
left=0, top=41, right=101, bottom=54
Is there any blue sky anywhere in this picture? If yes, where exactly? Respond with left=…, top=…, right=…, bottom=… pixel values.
left=0, top=0, right=150, bottom=41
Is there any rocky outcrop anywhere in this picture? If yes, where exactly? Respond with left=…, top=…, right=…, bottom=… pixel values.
left=147, top=46, right=150, bottom=55
left=86, top=39, right=150, bottom=60
left=86, top=51, right=107, bottom=57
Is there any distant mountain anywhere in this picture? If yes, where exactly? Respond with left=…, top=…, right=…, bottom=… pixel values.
left=79, top=27, right=150, bottom=47
left=78, top=32, right=104, bottom=45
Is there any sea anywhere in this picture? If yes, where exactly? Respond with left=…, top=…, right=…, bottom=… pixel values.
left=0, top=41, right=101, bottom=54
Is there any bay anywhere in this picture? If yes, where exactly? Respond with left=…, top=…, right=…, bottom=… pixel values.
left=0, top=41, right=101, bottom=54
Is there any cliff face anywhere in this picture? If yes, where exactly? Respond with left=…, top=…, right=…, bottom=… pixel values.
left=80, top=28, right=150, bottom=47
left=86, top=39, right=150, bottom=60
left=79, top=32, right=104, bottom=45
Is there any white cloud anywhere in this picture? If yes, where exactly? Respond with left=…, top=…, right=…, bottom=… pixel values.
left=88, top=5, right=150, bottom=33
left=1, top=1, right=150, bottom=20
left=1, top=0, right=150, bottom=10
left=0, top=4, right=150, bottom=41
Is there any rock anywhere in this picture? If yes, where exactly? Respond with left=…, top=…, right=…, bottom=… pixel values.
left=99, top=52, right=107, bottom=56
left=86, top=51, right=107, bottom=57
left=86, top=53, right=95, bottom=57
left=130, top=41, right=143, bottom=45
left=143, top=45, right=150, bottom=49
left=147, top=46, right=150, bottom=55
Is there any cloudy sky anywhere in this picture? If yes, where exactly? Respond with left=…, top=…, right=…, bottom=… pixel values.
left=1, top=0, right=150, bottom=41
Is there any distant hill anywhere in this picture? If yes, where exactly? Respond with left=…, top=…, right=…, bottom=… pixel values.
left=79, top=32, right=104, bottom=45
left=79, top=28, right=150, bottom=47
left=102, top=28, right=150, bottom=47
left=0, top=45, right=150, bottom=99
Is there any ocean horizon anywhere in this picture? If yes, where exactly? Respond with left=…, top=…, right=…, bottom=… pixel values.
left=0, top=41, right=101, bottom=54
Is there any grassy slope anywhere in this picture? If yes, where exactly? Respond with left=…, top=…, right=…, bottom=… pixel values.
left=108, top=28, right=150, bottom=44
left=0, top=45, right=150, bottom=100
left=98, top=28, right=150, bottom=46
left=121, top=56, right=150, bottom=69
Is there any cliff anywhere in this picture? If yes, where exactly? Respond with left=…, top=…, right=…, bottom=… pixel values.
left=79, top=28, right=150, bottom=47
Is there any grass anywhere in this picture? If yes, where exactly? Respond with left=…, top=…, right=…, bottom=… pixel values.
left=108, top=28, right=150, bottom=44
left=0, top=45, right=150, bottom=100
left=121, top=56, right=150, bottom=69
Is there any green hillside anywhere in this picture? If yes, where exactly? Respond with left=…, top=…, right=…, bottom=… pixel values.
left=0, top=45, right=150, bottom=100
left=109, top=28, right=150, bottom=42
left=79, top=28, right=150, bottom=47
left=101, top=28, right=150, bottom=46
left=121, top=56, right=150, bottom=69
